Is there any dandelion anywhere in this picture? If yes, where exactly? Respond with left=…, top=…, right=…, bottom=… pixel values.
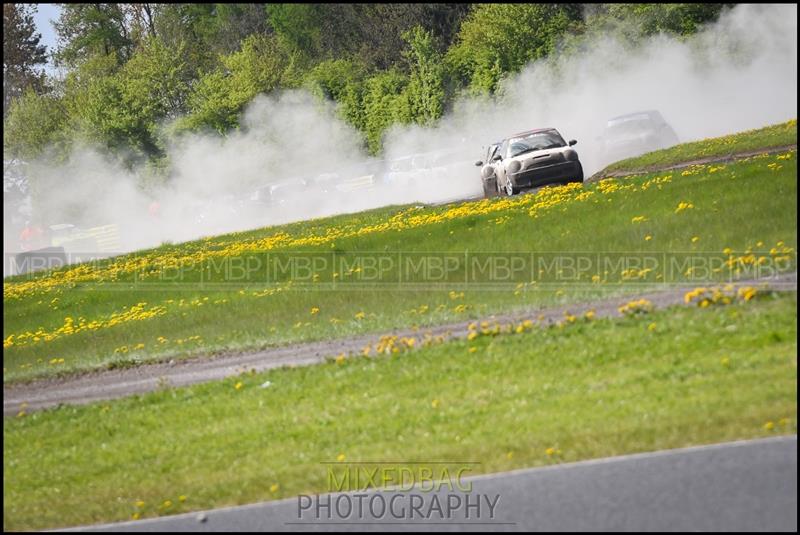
left=467, top=331, right=479, bottom=341
left=337, top=453, right=346, bottom=462
left=763, top=421, right=775, bottom=431
left=335, top=354, right=346, bottom=365
left=354, top=311, right=365, bottom=320
left=162, top=500, right=173, bottom=508
left=468, top=347, right=477, bottom=353
left=310, top=307, right=320, bottom=315
left=131, top=513, right=141, bottom=520
left=506, top=452, right=514, bottom=460
left=584, top=310, right=596, bottom=320
left=691, top=236, right=700, bottom=243
left=234, top=382, right=243, bottom=391
left=431, top=399, right=440, bottom=409
left=720, top=357, right=730, bottom=367
left=270, top=484, right=279, bottom=493
left=648, top=322, right=657, bottom=332
left=644, top=235, right=652, bottom=241
left=631, top=216, right=647, bottom=223
left=179, top=496, right=187, bottom=503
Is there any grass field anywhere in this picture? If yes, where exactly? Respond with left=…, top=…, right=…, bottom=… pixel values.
left=3, top=124, right=797, bottom=383
left=600, top=119, right=797, bottom=174
left=4, top=292, right=796, bottom=530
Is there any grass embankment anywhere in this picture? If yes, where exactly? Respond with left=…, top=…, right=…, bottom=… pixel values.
left=4, top=292, right=797, bottom=530
left=600, top=118, right=796, bottom=175
left=3, top=130, right=797, bottom=383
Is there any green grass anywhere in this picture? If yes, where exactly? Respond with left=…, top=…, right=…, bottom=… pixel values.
left=4, top=292, right=796, bottom=531
left=3, top=145, right=797, bottom=382
left=599, top=119, right=796, bottom=175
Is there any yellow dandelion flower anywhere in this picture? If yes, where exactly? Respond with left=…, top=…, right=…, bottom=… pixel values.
left=431, top=399, right=440, bottom=409
left=270, top=484, right=279, bottom=493
left=337, top=453, right=346, bottom=462
left=234, top=382, right=243, bottom=391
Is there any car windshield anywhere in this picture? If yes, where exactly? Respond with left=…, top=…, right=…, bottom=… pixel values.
left=606, top=114, right=659, bottom=135
left=507, top=131, right=566, bottom=157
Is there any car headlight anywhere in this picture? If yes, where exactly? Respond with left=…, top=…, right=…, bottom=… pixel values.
left=563, top=149, right=579, bottom=161
left=507, top=160, right=522, bottom=174
left=481, top=166, right=496, bottom=180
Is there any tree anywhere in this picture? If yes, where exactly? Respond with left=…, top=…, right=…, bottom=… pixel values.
left=3, top=89, right=69, bottom=160
left=54, top=3, right=132, bottom=67
left=447, top=4, right=583, bottom=95
left=179, top=34, right=299, bottom=134
left=584, top=4, right=731, bottom=42
left=363, top=69, right=409, bottom=154
left=402, top=26, right=445, bottom=126
left=3, top=4, right=48, bottom=117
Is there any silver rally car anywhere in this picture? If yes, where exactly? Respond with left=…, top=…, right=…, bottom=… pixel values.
left=476, top=128, right=583, bottom=197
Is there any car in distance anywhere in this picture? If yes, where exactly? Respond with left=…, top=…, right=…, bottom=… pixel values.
left=599, top=110, right=679, bottom=164
left=476, top=128, right=583, bottom=197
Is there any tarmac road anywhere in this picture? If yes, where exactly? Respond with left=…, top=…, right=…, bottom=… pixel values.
left=63, top=435, right=797, bottom=532
left=5, top=272, right=796, bottom=416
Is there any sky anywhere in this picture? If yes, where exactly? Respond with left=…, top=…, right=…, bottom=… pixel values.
left=29, top=3, right=61, bottom=75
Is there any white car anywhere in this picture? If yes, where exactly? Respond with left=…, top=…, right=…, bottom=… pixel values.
left=477, top=128, right=583, bottom=196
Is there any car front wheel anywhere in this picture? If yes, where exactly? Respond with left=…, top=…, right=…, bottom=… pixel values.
left=504, top=178, right=517, bottom=196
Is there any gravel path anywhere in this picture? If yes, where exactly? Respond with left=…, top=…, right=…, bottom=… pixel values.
left=4, top=272, right=795, bottom=416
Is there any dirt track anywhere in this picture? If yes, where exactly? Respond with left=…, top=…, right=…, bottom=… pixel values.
left=4, top=273, right=796, bottom=416
left=587, top=143, right=797, bottom=182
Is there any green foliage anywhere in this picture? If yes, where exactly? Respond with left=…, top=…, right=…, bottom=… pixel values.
left=593, top=4, right=731, bottom=40
left=3, top=3, right=734, bottom=163
left=3, top=89, right=69, bottom=160
left=61, top=38, right=193, bottom=164
left=363, top=69, right=409, bottom=154
left=265, top=3, right=321, bottom=55
left=447, top=4, right=583, bottom=95
left=402, top=26, right=445, bottom=126
left=305, top=58, right=369, bottom=133
left=179, top=34, right=299, bottom=134
left=53, top=3, right=132, bottom=68
left=3, top=4, right=48, bottom=117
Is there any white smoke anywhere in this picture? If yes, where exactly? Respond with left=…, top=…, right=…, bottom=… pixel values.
left=3, top=3, right=797, bottom=270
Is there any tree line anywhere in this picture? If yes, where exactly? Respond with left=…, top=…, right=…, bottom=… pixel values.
left=3, top=3, right=730, bottom=173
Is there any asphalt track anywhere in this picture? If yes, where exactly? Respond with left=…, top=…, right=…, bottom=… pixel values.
left=62, top=435, right=797, bottom=532
left=4, top=272, right=796, bottom=416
